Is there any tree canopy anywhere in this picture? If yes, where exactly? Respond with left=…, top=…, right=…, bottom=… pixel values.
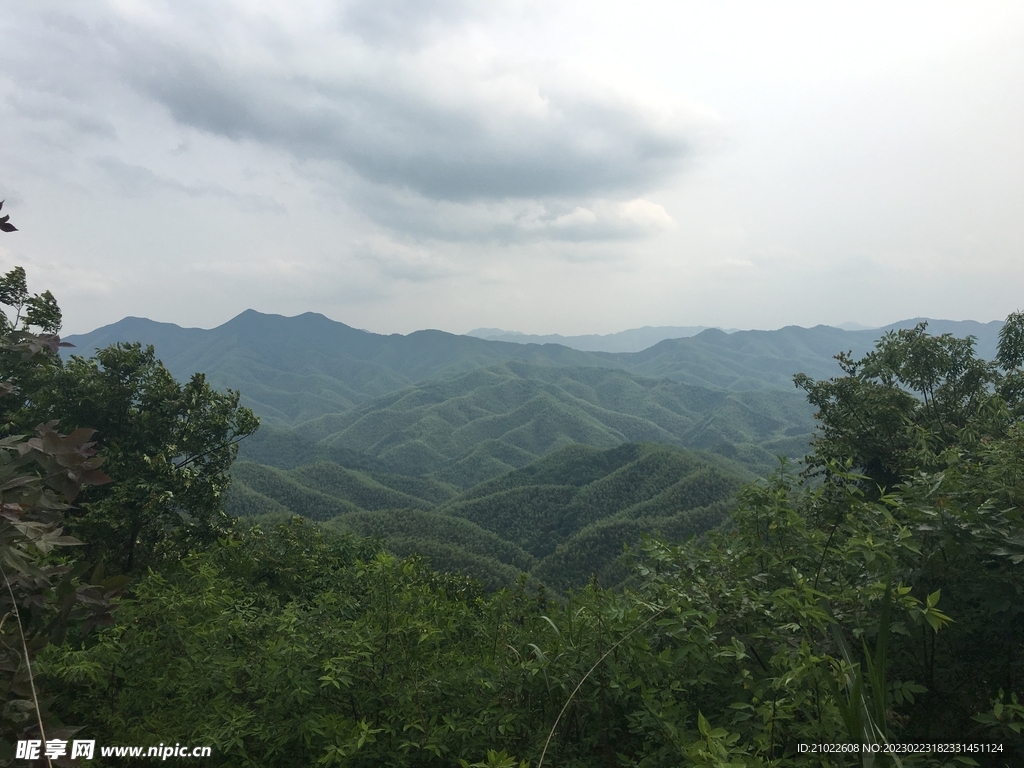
left=37, top=311, right=1024, bottom=766
left=4, top=257, right=1021, bottom=765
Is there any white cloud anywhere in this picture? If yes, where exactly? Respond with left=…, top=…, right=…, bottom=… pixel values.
left=554, top=207, right=597, bottom=227
left=2, top=1, right=1023, bottom=335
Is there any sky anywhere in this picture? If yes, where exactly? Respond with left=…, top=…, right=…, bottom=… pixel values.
left=1, top=1, right=1023, bottom=336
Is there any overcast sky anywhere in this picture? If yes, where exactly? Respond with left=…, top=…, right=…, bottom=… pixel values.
left=1, top=1, right=1022, bottom=335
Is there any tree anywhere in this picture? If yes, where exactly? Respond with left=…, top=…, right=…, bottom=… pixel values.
left=0, top=423, right=119, bottom=760
left=0, top=260, right=120, bottom=761
left=0, top=266, right=61, bottom=336
left=1, top=261, right=259, bottom=574
left=20, top=343, right=260, bottom=573
left=794, top=319, right=1023, bottom=491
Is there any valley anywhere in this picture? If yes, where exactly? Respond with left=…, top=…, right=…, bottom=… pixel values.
left=64, top=311, right=1004, bottom=592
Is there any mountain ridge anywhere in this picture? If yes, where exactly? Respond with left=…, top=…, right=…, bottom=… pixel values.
left=63, top=311, right=1004, bottom=429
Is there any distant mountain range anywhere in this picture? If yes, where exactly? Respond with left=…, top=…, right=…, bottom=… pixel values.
left=63, top=312, right=1004, bottom=428
left=464, top=320, right=982, bottom=352
left=60, top=309, right=1008, bottom=588
left=465, top=326, right=741, bottom=353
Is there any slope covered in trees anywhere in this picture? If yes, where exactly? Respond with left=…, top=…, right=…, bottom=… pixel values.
left=596, top=319, right=1004, bottom=391
left=64, top=310, right=1004, bottom=426
left=40, top=309, right=1024, bottom=765
left=10, top=259, right=1024, bottom=765
left=289, top=361, right=814, bottom=483
left=227, top=442, right=747, bottom=592
left=63, top=311, right=620, bottom=424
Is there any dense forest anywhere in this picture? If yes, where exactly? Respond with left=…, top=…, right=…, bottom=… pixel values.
left=3, top=261, right=1023, bottom=766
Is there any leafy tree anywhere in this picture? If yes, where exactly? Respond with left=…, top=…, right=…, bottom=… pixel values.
left=17, top=343, right=260, bottom=573
left=0, top=261, right=120, bottom=763
left=0, top=266, right=61, bottom=336
left=0, top=423, right=119, bottom=762
left=795, top=316, right=1024, bottom=492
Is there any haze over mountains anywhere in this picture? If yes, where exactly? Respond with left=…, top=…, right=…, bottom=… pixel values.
left=64, top=311, right=1003, bottom=417
left=59, top=309, right=1007, bottom=589
left=465, top=326, right=740, bottom=353
left=465, top=320, right=988, bottom=352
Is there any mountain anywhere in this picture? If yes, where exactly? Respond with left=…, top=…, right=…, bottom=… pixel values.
left=285, top=361, right=816, bottom=485
left=230, top=442, right=747, bottom=591
left=63, top=308, right=1005, bottom=592
left=594, top=320, right=1005, bottom=392
left=65, top=312, right=1003, bottom=429
left=64, top=310, right=621, bottom=425
left=464, top=325, right=740, bottom=353
left=837, top=321, right=878, bottom=331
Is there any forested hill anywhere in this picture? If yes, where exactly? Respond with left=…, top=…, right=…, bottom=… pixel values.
left=589, top=318, right=1006, bottom=390
left=229, top=441, right=746, bottom=591
left=64, top=310, right=1003, bottom=426
left=277, top=361, right=815, bottom=484
left=63, top=310, right=618, bottom=424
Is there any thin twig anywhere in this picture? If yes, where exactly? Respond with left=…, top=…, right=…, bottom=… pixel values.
left=536, top=604, right=669, bottom=768
left=1, top=560, right=54, bottom=768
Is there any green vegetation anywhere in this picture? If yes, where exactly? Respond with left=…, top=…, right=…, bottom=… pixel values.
left=65, top=312, right=1005, bottom=424
left=14, top=341, right=258, bottom=573
left=0, top=265, right=122, bottom=756
left=289, top=361, right=815, bottom=482
left=227, top=442, right=744, bottom=592
left=64, top=311, right=622, bottom=425
left=6, top=262, right=1023, bottom=766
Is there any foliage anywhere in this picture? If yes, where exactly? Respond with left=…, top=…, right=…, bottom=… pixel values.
left=300, top=362, right=814, bottom=483
left=25, top=273, right=1024, bottom=767
left=0, top=266, right=61, bottom=336
left=0, top=424, right=121, bottom=762
left=0, top=266, right=121, bottom=764
left=17, top=342, right=259, bottom=573
left=795, top=318, right=1024, bottom=490
left=233, top=442, right=744, bottom=592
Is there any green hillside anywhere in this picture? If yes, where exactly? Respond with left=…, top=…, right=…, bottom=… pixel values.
left=436, top=443, right=744, bottom=589
left=294, top=361, right=815, bottom=484
left=64, top=310, right=621, bottom=424
left=65, top=311, right=1004, bottom=429
left=322, top=509, right=535, bottom=591
left=228, top=442, right=747, bottom=592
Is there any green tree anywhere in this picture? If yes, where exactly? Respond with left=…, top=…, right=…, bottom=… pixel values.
left=0, top=423, right=119, bottom=762
left=21, top=343, right=260, bottom=573
left=0, top=262, right=120, bottom=763
left=798, top=321, right=991, bottom=489
left=1, top=263, right=258, bottom=574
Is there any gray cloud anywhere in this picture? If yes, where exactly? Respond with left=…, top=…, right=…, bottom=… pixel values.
left=343, top=183, right=675, bottom=245
left=341, top=0, right=480, bottom=47
left=92, top=157, right=281, bottom=212
left=1, top=3, right=710, bottom=246
left=129, top=50, right=698, bottom=202
left=83, top=0, right=713, bottom=205
left=5, top=91, right=116, bottom=139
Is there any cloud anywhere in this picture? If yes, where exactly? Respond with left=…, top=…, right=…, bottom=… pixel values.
left=334, top=186, right=675, bottom=245
left=92, top=157, right=281, bottom=211
left=4, top=91, right=116, bottom=139
left=72, top=1, right=715, bottom=206
left=548, top=199, right=674, bottom=241
left=358, top=236, right=454, bottom=282
left=341, top=0, right=482, bottom=47
left=127, top=48, right=706, bottom=204
left=0, top=2, right=714, bottom=251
